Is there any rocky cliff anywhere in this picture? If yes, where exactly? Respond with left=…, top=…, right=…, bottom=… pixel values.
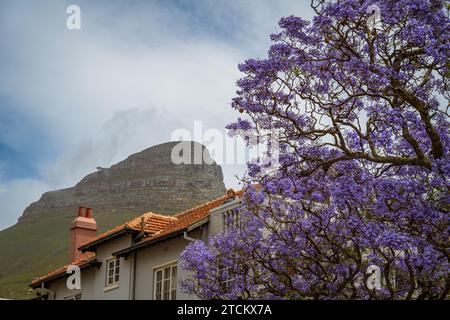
left=19, top=141, right=226, bottom=222
left=0, top=141, right=226, bottom=299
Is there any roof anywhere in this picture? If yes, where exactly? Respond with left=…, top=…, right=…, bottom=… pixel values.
left=30, top=189, right=243, bottom=287
left=78, top=212, right=177, bottom=252
left=114, top=189, right=244, bottom=256
left=30, top=253, right=97, bottom=288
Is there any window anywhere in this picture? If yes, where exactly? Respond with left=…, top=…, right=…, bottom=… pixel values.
left=154, top=263, right=177, bottom=300
left=64, top=293, right=82, bottom=300
left=105, top=258, right=120, bottom=287
left=217, top=253, right=238, bottom=292
left=218, top=265, right=235, bottom=292
left=223, top=209, right=241, bottom=232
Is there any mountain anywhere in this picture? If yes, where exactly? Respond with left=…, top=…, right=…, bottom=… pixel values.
left=0, top=141, right=226, bottom=299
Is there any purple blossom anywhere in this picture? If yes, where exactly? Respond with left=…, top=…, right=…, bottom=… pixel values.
left=182, top=0, right=450, bottom=300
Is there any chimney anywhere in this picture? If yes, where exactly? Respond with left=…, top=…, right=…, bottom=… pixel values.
left=70, top=207, right=97, bottom=262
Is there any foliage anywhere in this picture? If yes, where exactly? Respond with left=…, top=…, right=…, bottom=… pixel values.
left=181, top=0, right=450, bottom=299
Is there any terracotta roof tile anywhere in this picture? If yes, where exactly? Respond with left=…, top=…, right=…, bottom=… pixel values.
left=78, top=212, right=177, bottom=250
left=134, top=189, right=244, bottom=246
left=31, top=253, right=96, bottom=287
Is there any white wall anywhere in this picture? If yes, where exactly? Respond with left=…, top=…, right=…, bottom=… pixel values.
left=49, top=268, right=96, bottom=300
left=207, top=198, right=241, bottom=240
left=134, top=231, right=202, bottom=300
left=47, top=234, right=132, bottom=300
left=93, top=234, right=132, bottom=300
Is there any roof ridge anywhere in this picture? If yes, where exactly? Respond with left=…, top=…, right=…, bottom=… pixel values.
left=79, top=211, right=172, bottom=249
left=140, top=212, right=178, bottom=220
left=119, top=190, right=244, bottom=251
left=173, top=192, right=234, bottom=218
left=98, top=210, right=169, bottom=232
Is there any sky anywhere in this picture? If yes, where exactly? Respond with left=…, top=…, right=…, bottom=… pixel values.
left=0, top=0, right=314, bottom=230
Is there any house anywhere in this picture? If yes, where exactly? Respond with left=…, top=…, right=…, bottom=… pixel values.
left=30, top=189, right=243, bottom=300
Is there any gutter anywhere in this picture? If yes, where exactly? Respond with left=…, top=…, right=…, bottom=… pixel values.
left=187, top=217, right=209, bottom=232
left=114, top=230, right=185, bottom=258
left=79, top=228, right=136, bottom=253
left=183, top=231, right=198, bottom=242
left=129, top=251, right=137, bottom=300
left=113, top=217, right=210, bottom=257
left=36, top=283, right=55, bottom=300
left=183, top=216, right=209, bottom=242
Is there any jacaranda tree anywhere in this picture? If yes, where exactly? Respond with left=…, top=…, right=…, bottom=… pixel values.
left=181, top=0, right=449, bottom=299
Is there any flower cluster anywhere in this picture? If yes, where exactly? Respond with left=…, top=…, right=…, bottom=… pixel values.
left=182, top=0, right=449, bottom=300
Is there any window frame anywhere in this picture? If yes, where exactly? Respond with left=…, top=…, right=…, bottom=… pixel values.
left=153, top=262, right=178, bottom=300
left=105, top=257, right=120, bottom=288
left=64, top=293, right=82, bottom=300
left=218, top=264, right=235, bottom=292
left=223, top=208, right=241, bottom=232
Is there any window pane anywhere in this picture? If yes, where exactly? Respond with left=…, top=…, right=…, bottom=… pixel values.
left=156, top=282, right=162, bottom=294
left=164, top=268, right=170, bottom=279
left=156, top=270, right=162, bottom=282
left=171, top=290, right=176, bottom=300
left=106, top=258, right=120, bottom=286
left=155, top=264, right=177, bottom=300
left=172, top=266, right=177, bottom=278
left=218, top=268, right=225, bottom=280
left=163, top=279, right=170, bottom=291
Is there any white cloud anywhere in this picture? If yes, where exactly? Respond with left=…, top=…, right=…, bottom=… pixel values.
left=0, top=0, right=313, bottom=230
left=41, top=108, right=185, bottom=187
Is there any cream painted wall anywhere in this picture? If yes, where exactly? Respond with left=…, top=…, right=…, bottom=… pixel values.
left=207, top=198, right=241, bottom=241
left=49, top=268, right=96, bottom=300
left=93, top=234, right=132, bottom=300
left=47, top=234, right=132, bottom=300
left=134, top=230, right=202, bottom=300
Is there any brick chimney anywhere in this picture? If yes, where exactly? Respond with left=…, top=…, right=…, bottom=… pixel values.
left=70, top=207, right=97, bottom=262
